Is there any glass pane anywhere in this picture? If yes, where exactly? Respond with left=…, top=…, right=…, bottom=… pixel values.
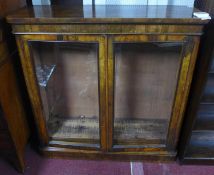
left=30, top=41, right=100, bottom=146
left=113, top=42, right=182, bottom=146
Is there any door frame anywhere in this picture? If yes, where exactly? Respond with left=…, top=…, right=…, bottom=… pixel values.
left=107, top=34, right=200, bottom=152
left=16, top=34, right=108, bottom=151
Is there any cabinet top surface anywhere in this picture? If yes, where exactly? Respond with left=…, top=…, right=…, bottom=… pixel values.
left=7, top=5, right=209, bottom=25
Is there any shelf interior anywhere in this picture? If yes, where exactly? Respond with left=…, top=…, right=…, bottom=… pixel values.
left=48, top=114, right=168, bottom=145
left=186, top=131, right=214, bottom=157
left=113, top=42, right=182, bottom=144
left=209, top=51, right=214, bottom=73
left=48, top=115, right=100, bottom=141
left=201, top=74, right=214, bottom=103
left=194, top=103, right=214, bottom=130
left=187, top=54, right=214, bottom=158
left=30, top=41, right=101, bottom=144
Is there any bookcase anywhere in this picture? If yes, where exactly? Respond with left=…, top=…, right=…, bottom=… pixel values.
left=7, top=3, right=209, bottom=160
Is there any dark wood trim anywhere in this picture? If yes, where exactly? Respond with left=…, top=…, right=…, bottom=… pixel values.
left=41, top=146, right=177, bottom=162
left=11, top=24, right=204, bottom=35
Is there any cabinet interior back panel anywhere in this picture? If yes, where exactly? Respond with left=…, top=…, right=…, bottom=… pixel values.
left=114, top=43, right=181, bottom=119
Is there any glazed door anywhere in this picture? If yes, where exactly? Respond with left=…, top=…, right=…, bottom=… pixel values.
left=107, top=35, right=199, bottom=152
left=17, top=35, right=107, bottom=150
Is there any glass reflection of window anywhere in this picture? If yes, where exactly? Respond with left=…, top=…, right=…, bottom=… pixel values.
left=31, top=0, right=195, bottom=7
left=83, top=0, right=194, bottom=7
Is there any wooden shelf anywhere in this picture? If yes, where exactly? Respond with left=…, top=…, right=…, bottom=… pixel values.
left=201, top=74, right=214, bottom=103
left=194, top=104, right=214, bottom=130
left=48, top=114, right=168, bottom=144
left=194, top=115, right=214, bottom=130
left=197, top=104, right=214, bottom=116
left=114, top=119, right=168, bottom=142
left=209, top=56, right=214, bottom=73
left=48, top=115, right=100, bottom=140
left=186, top=131, right=214, bottom=157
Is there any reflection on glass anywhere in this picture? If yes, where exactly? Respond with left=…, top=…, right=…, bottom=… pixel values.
left=30, top=42, right=100, bottom=145
left=114, top=42, right=182, bottom=146
left=83, top=0, right=194, bottom=7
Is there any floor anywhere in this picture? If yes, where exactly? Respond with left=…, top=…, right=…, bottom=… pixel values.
left=0, top=147, right=214, bottom=175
